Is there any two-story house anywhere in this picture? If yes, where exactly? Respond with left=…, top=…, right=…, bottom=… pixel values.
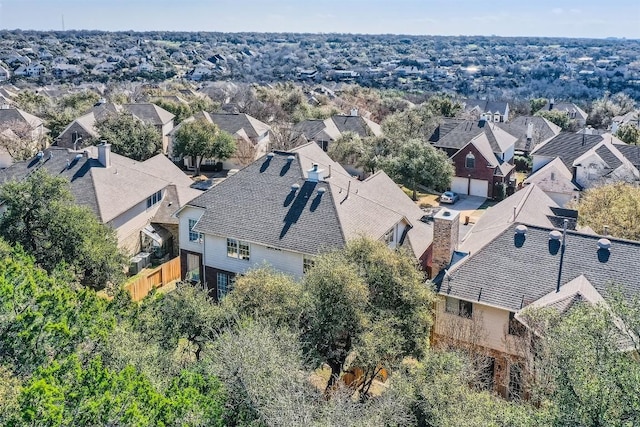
left=169, top=112, right=271, bottom=170
left=528, top=132, right=640, bottom=205
left=430, top=184, right=640, bottom=399
left=57, top=102, right=174, bottom=153
left=463, top=99, right=510, bottom=123
left=0, top=144, right=201, bottom=256
left=429, top=118, right=517, bottom=198
left=175, top=142, right=434, bottom=300
left=293, top=110, right=382, bottom=152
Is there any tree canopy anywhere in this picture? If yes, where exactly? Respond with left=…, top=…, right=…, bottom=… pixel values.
left=0, top=168, right=125, bottom=290
left=172, top=118, right=236, bottom=174
left=576, top=182, right=640, bottom=240
left=96, top=112, right=162, bottom=161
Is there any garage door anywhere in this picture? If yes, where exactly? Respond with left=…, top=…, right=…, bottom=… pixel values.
left=450, top=177, right=489, bottom=197
left=470, top=179, right=489, bottom=197
left=451, top=177, right=469, bottom=195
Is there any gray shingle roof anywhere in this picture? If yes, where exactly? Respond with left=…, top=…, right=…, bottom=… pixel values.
left=124, top=103, right=175, bottom=126
left=429, top=119, right=515, bottom=155
left=463, top=99, right=509, bottom=116
left=190, top=152, right=346, bottom=255
left=595, top=145, right=623, bottom=170
left=196, top=112, right=270, bottom=140
left=0, top=147, right=197, bottom=223
left=496, top=116, right=561, bottom=152
left=441, top=223, right=640, bottom=312
left=615, top=145, right=640, bottom=169
left=532, top=133, right=604, bottom=169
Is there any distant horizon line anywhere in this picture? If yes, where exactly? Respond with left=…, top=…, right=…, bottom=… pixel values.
left=0, top=28, right=637, bottom=41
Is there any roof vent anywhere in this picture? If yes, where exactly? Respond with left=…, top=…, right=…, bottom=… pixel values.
left=549, top=230, right=562, bottom=240
left=442, top=210, right=451, bottom=217
left=317, top=187, right=326, bottom=194
left=267, top=152, right=274, bottom=159
left=597, top=238, right=611, bottom=250
left=515, top=224, right=528, bottom=235
left=287, top=155, right=295, bottom=162
left=291, top=183, right=300, bottom=191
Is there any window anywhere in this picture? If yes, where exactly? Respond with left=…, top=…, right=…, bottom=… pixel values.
left=227, top=238, right=250, bottom=260
left=508, top=312, right=526, bottom=337
left=445, top=296, right=473, bottom=318
left=476, top=356, right=495, bottom=391
left=146, top=190, right=162, bottom=208
left=465, top=152, right=475, bottom=169
left=383, top=228, right=395, bottom=244
left=303, top=256, right=315, bottom=274
left=185, top=253, right=200, bottom=282
left=217, top=272, right=235, bottom=299
left=188, top=219, right=201, bottom=242
left=508, top=363, right=523, bottom=401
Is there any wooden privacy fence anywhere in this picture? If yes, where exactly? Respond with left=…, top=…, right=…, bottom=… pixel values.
left=124, top=256, right=181, bottom=301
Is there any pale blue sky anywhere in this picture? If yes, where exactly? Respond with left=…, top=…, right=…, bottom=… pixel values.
left=0, top=0, right=638, bottom=39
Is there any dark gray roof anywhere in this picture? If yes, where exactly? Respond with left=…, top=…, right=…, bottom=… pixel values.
left=532, top=133, right=604, bottom=169
left=496, top=116, right=560, bottom=152
left=429, top=118, right=504, bottom=154
left=595, top=145, right=623, bottom=170
left=124, top=103, right=174, bottom=126
left=199, top=112, right=269, bottom=140
left=190, top=152, right=346, bottom=255
left=439, top=223, right=640, bottom=312
left=293, top=119, right=329, bottom=141
left=463, top=99, right=509, bottom=116
left=330, top=115, right=378, bottom=137
left=0, top=148, right=100, bottom=216
left=616, top=145, right=640, bottom=169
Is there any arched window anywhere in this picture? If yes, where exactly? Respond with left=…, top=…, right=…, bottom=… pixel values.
left=465, top=152, right=475, bottom=169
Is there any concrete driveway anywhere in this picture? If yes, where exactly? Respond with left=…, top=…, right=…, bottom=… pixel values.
left=440, top=195, right=486, bottom=212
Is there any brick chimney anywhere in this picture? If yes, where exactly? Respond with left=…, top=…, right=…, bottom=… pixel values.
left=432, top=209, right=460, bottom=278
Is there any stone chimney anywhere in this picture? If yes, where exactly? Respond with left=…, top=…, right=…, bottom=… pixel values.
left=307, top=163, right=325, bottom=182
left=432, top=209, right=460, bottom=278
left=97, top=142, right=111, bottom=168
left=549, top=98, right=555, bottom=110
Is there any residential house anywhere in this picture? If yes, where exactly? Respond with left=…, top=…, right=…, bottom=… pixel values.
left=0, top=64, right=10, bottom=81
left=57, top=102, right=174, bottom=153
left=496, top=116, right=561, bottom=154
left=523, top=158, right=580, bottom=207
left=431, top=184, right=639, bottom=398
left=529, top=132, right=639, bottom=194
left=429, top=118, right=517, bottom=198
left=52, top=63, right=82, bottom=78
left=0, top=106, right=49, bottom=168
left=0, top=144, right=201, bottom=256
left=463, top=99, right=510, bottom=123
left=14, top=63, right=46, bottom=78
left=293, top=111, right=382, bottom=152
left=540, top=99, right=588, bottom=127
left=175, top=142, right=433, bottom=300
left=170, top=111, right=271, bottom=170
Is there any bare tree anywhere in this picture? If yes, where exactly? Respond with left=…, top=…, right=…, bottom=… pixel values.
left=0, top=119, right=47, bottom=161
left=269, top=122, right=306, bottom=152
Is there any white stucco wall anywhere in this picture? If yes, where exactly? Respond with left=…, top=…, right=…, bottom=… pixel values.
left=108, top=192, right=164, bottom=255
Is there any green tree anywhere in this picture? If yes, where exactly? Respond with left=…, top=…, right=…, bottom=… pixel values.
left=387, top=139, right=454, bottom=200
left=327, top=131, right=365, bottom=166
left=529, top=98, right=547, bottom=115
left=535, top=110, right=571, bottom=130
left=96, top=112, right=162, bottom=161
left=576, top=182, right=640, bottom=240
left=615, top=123, right=640, bottom=145
left=382, top=103, right=440, bottom=144
left=15, top=90, right=51, bottom=115
left=303, top=238, right=434, bottom=396
left=172, top=119, right=236, bottom=175
left=0, top=169, right=125, bottom=290
left=426, top=95, right=462, bottom=118
left=523, top=303, right=640, bottom=427
left=153, top=99, right=192, bottom=124
left=223, top=266, right=304, bottom=331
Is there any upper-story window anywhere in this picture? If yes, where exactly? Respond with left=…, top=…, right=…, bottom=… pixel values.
left=188, top=219, right=202, bottom=243
left=146, top=190, right=162, bottom=208
left=465, top=152, right=475, bottom=169
left=227, top=238, right=250, bottom=260
left=445, top=296, right=473, bottom=318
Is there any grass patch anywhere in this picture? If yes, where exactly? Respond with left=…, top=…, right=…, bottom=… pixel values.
left=476, top=199, right=499, bottom=210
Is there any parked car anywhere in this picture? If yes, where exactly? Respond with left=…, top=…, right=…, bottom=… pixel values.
left=440, top=191, right=459, bottom=204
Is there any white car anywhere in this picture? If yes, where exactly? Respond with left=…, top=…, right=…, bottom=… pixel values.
left=440, top=191, right=459, bottom=204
